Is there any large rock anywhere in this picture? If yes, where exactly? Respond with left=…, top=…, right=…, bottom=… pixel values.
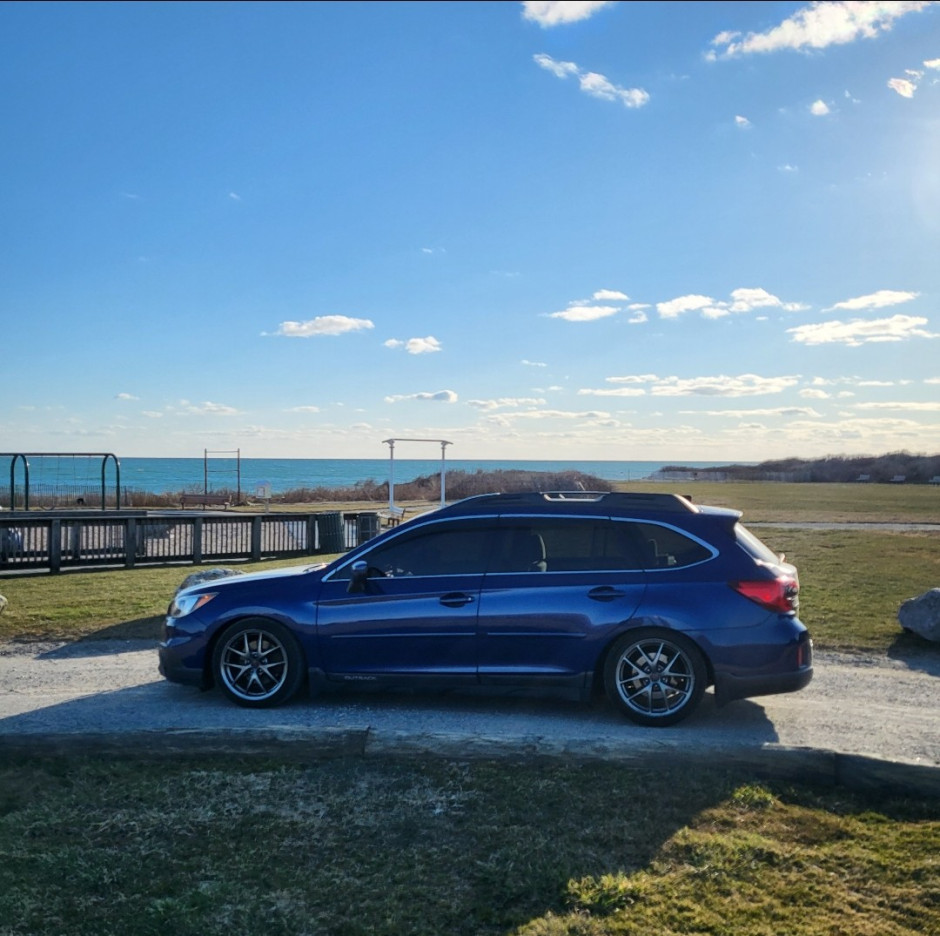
left=898, top=588, right=940, bottom=642
left=176, top=567, right=245, bottom=594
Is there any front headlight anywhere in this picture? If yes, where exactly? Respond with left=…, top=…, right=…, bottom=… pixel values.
left=168, top=592, right=218, bottom=619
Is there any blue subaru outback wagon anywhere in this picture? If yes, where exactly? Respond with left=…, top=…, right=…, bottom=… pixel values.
left=159, top=491, right=813, bottom=726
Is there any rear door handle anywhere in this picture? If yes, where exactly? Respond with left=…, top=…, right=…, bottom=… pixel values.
left=588, top=586, right=627, bottom=602
left=440, top=593, right=475, bottom=607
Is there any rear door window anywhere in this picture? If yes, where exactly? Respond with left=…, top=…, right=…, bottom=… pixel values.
left=488, top=517, right=646, bottom=572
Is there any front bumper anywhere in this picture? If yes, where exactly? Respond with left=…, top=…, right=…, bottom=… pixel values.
left=158, top=642, right=209, bottom=689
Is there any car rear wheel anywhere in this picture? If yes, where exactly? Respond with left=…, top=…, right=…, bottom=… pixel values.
left=212, top=618, right=305, bottom=708
left=604, top=629, right=707, bottom=727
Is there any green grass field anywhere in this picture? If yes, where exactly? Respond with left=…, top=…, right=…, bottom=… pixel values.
left=1, top=483, right=938, bottom=935
left=0, top=756, right=937, bottom=936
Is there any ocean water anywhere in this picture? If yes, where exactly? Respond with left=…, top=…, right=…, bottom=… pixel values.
left=3, top=455, right=727, bottom=496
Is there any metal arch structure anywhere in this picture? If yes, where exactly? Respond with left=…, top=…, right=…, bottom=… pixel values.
left=2, top=452, right=122, bottom=511
left=381, top=438, right=452, bottom=510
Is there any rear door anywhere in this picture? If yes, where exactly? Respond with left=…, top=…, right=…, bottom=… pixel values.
left=476, top=517, right=647, bottom=685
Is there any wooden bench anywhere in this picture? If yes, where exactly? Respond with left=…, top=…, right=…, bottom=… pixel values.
left=180, top=493, right=231, bottom=509
left=378, top=505, right=408, bottom=527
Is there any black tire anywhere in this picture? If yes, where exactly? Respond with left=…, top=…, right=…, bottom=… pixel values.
left=604, top=628, right=707, bottom=727
left=211, top=618, right=305, bottom=708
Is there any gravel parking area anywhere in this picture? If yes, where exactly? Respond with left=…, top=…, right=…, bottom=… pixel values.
left=1, top=640, right=937, bottom=780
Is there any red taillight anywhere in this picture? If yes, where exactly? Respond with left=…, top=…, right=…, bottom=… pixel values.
left=730, top=577, right=799, bottom=614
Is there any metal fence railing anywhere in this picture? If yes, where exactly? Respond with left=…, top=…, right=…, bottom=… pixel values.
left=0, top=511, right=383, bottom=575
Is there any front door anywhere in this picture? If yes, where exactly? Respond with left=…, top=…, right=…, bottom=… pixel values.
left=316, top=520, right=494, bottom=679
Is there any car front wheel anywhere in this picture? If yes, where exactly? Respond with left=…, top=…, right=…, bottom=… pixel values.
left=212, top=618, right=305, bottom=708
left=604, top=629, right=707, bottom=727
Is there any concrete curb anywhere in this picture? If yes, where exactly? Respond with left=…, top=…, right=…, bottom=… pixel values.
left=2, top=727, right=939, bottom=798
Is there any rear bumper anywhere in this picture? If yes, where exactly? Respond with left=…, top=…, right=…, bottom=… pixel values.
left=713, top=626, right=813, bottom=706
left=714, top=664, right=813, bottom=706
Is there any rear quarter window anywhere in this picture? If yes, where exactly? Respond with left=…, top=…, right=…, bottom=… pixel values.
left=633, top=522, right=714, bottom=569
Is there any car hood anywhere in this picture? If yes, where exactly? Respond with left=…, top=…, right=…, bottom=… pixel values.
left=179, top=562, right=328, bottom=595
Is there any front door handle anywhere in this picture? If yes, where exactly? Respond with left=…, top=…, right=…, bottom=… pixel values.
left=440, top=592, right=475, bottom=607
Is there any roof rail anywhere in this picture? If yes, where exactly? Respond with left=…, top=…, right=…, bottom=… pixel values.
left=441, top=491, right=697, bottom=513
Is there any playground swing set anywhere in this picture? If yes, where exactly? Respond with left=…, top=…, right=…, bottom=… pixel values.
left=1, top=453, right=122, bottom=511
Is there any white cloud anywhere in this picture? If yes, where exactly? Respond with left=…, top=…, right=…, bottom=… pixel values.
left=810, top=376, right=900, bottom=388
left=467, top=397, right=547, bottom=411
left=593, top=288, right=629, bottom=300
left=825, top=289, right=919, bottom=311
left=656, top=294, right=717, bottom=319
left=708, top=2, right=938, bottom=59
left=604, top=374, right=659, bottom=384
left=681, top=406, right=823, bottom=418
left=534, top=54, right=649, bottom=108
left=578, top=71, right=650, bottom=108
left=384, top=336, right=442, bottom=354
left=533, top=53, right=579, bottom=79
left=811, top=99, right=831, bottom=115
left=115, top=393, right=139, bottom=401
left=888, top=57, right=940, bottom=96
left=735, top=114, right=751, bottom=127
left=788, top=314, right=937, bottom=346
left=580, top=373, right=800, bottom=398
left=627, top=310, right=648, bottom=324
left=522, top=359, right=548, bottom=367
left=727, top=287, right=807, bottom=313
left=888, top=76, right=918, bottom=97
left=522, top=1, right=615, bottom=27
left=657, top=288, right=805, bottom=319
left=287, top=405, right=321, bottom=413
left=182, top=401, right=240, bottom=415
left=267, top=315, right=375, bottom=337
left=548, top=303, right=620, bottom=322
left=577, top=386, right=647, bottom=397
left=485, top=407, right=611, bottom=421
left=384, top=390, right=458, bottom=404
left=854, top=401, right=940, bottom=411
left=650, top=374, right=801, bottom=397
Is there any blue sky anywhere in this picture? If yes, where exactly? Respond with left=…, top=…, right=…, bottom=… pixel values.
left=2, top=0, right=938, bottom=462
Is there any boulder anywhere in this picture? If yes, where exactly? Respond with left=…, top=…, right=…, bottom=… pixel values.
left=898, top=588, right=940, bottom=642
left=176, top=567, right=245, bottom=594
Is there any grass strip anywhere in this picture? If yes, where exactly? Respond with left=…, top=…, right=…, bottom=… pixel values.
left=0, top=756, right=937, bottom=936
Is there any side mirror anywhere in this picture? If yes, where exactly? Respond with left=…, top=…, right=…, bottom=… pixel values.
left=347, top=560, right=369, bottom=594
